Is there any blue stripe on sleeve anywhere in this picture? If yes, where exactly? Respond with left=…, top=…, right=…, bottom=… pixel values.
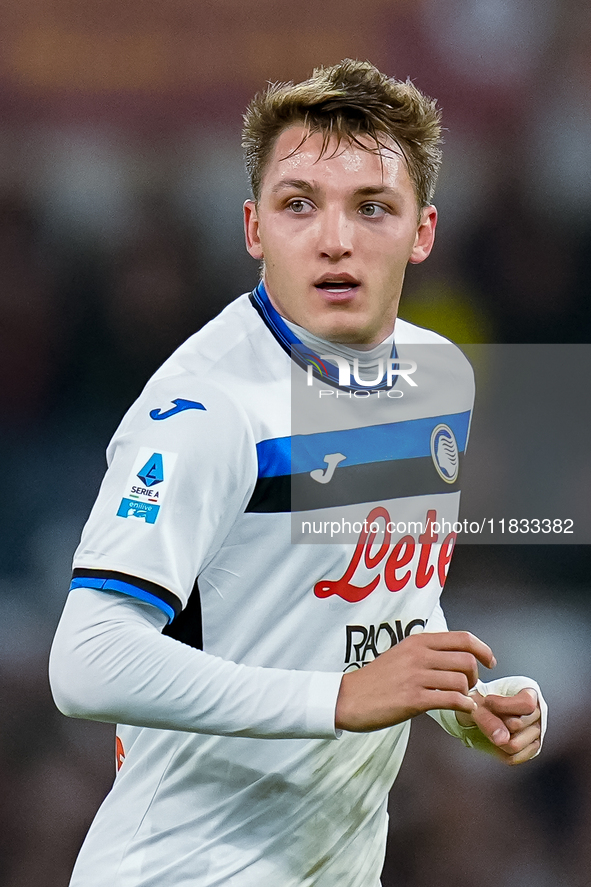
left=69, top=577, right=176, bottom=623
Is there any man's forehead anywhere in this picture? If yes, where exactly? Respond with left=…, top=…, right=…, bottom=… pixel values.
left=265, top=125, right=407, bottom=186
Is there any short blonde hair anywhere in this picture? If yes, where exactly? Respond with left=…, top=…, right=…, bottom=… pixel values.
left=242, top=59, right=442, bottom=208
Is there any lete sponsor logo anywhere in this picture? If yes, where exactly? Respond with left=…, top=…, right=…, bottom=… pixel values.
left=314, top=507, right=456, bottom=602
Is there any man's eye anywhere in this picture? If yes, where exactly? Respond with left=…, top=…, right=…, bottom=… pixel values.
left=359, top=203, right=386, bottom=217
left=287, top=199, right=313, bottom=214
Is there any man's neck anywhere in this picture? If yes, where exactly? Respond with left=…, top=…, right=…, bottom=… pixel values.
left=282, top=317, right=395, bottom=367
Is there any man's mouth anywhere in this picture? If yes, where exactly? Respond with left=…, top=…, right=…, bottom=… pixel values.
left=314, top=275, right=360, bottom=295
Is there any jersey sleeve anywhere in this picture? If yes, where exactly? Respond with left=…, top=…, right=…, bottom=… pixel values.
left=50, top=587, right=343, bottom=739
left=71, top=374, right=258, bottom=621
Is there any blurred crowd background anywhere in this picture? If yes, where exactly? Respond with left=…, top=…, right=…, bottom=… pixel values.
left=0, top=0, right=589, bottom=885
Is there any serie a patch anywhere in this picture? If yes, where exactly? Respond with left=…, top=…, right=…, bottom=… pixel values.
left=116, top=448, right=178, bottom=524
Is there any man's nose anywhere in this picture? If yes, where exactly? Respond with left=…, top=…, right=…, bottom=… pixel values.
left=317, top=209, right=353, bottom=260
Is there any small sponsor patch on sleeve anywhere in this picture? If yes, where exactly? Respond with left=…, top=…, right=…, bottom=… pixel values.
left=117, top=448, right=178, bottom=525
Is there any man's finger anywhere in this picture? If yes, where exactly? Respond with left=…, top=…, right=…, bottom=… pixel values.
left=496, top=740, right=541, bottom=766
left=498, top=723, right=541, bottom=755
left=426, top=631, right=497, bottom=670
left=470, top=697, right=510, bottom=746
left=425, top=690, right=478, bottom=715
left=504, top=710, right=541, bottom=733
left=426, top=669, right=470, bottom=696
left=483, top=688, right=538, bottom=718
left=429, top=651, right=482, bottom=691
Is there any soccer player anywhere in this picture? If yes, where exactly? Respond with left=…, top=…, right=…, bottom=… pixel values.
left=49, top=60, right=546, bottom=887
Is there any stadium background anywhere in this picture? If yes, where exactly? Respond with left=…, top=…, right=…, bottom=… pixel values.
left=0, top=1, right=590, bottom=884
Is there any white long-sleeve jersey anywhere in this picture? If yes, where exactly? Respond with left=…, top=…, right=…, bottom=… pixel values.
left=50, top=284, right=502, bottom=887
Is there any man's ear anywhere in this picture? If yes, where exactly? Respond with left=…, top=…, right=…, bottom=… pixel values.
left=409, top=205, right=437, bottom=265
left=244, top=200, right=264, bottom=259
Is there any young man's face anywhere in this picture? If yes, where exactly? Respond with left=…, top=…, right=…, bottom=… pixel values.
left=244, top=126, right=437, bottom=345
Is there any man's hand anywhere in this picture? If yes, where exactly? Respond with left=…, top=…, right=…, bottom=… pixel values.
left=335, top=631, right=496, bottom=732
left=456, top=688, right=541, bottom=765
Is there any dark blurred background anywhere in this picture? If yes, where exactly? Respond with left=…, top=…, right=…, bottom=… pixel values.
left=0, top=1, right=589, bottom=884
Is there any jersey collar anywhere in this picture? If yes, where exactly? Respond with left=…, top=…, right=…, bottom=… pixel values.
left=249, top=281, right=398, bottom=392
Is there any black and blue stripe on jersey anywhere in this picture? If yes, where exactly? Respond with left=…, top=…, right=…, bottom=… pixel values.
left=69, top=569, right=201, bottom=646
left=70, top=569, right=181, bottom=622
left=246, top=411, right=470, bottom=513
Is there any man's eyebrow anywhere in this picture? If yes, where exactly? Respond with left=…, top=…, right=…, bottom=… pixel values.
left=270, top=181, right=404, bottom=200
left=354, top=186, right=402, bottom=199
left=271, top=179, right=315, bottom=194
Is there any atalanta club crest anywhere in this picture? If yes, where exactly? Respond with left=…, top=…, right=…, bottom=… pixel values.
left=430, top=424, right=459, bottom=483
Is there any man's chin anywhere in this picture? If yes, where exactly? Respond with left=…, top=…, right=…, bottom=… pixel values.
left=307, top=318, right=382, bottom=347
